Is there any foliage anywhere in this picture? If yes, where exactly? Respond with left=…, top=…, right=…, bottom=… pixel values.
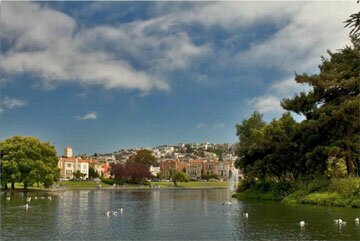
left=0, top=136, right=59, bottom=189
left=201, top=174, right=219, bottom=181
left=128, top=150, right=158, bottom=167
left=281, top=36, right=360, bottom=176
left=235, top=112, right=299, bottom=180
left=344, top=9, right=360, bottom=35
left=236, top=177, right=360, bottom=208
left=111, top=162, right=152, bottom=182
left=169, top=169, right=190, bottom=186
left=329, top=177, right=360, bottom=196
left=72, top=170, right=86, bottom=179
left=326, top=157, right=347, bottom=178
left=89, top=167, right=100, bottom=178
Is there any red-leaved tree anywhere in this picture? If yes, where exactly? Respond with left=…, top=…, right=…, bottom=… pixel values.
left=111, top=162, right=152, bottom=182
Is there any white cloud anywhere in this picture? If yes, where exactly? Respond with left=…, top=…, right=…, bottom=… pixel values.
left=235, top=2, right=355, bottom=74
left=248, top=95, right=283, bottom=114
left=196, top=123, right=206, bottom=129
left=0, top=2, right=211, bottom=94
left=2, top=96, right=27, bottom=109
left=270, top=77, right=311, bottom=96
left=75, top=111, right=97, bottom=120
left=214, top=123, right=225, bottom=128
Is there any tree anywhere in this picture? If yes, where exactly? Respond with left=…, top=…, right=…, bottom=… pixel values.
left=169, top=169, right=189, bottom=187
left=0, top=136, right=59, bottom=189
left=72, top=170, right=86, bottom=179
left=89, top=167, right=99, bottom=178
left=128, top=150, right=158, bottom=167
left=111, top=162, right=152, bottom=183
left=235, top=112, right=267, bottom=180
left=281, top=36, right=360, bottom=176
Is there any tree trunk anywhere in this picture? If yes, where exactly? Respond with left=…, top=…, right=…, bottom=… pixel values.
left=24, top=181, right=28, bottom=190
left=4, top=183, right=8, bottom=189
left=11, top=182, right=15, bottom=189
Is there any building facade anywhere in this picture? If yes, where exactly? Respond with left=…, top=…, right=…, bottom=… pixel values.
left=160, top=160, right=186, bottom=177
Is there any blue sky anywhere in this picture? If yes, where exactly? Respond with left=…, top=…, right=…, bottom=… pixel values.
left=0, top=1, right=356, bottom=155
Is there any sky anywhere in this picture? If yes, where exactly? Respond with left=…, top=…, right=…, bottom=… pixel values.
left=0, top=1, right=357, bottom=155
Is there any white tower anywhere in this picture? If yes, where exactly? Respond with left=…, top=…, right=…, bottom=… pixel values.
left=64, top=146, right=73, bottom=158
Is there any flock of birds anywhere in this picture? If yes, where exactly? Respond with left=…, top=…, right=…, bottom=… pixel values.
left=105, top=207, right=124, bottom=217
left=221, top=201, right=359, bottom=228
left=6, top=194, right=62, bottom=210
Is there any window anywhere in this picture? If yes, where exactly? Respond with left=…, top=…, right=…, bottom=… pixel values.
left=67, top=163, right=72, bottom=168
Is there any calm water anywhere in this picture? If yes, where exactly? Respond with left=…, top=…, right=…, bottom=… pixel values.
left=1, top=189, right=359, bottom=240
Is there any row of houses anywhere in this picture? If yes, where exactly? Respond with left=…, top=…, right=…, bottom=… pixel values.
left=160, top=159, right=235, bottom=181
left=58, top=147, right=239, bottom=181
left=58, top=147, right=110, bottom=179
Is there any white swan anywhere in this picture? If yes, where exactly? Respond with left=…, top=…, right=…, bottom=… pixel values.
left=48, top=196, right=52, bottom=200
left=106, top=211, right=111, bottom=217
left=222, top=202, right=232, bottom=205
left=355, top=217, right=359, bottom=223
left=34, top=196, right=38, bottom=200
left=6, top=197, right=10, bottom=201
left=118, top=207, right=124, bottom=213
left=243, top=213, right=249, bottom=218
left=24, top=204, right=29, bottom=209
left=26, top=197, right=31, bottom=202
left=299, top=221, right=305, bottom=227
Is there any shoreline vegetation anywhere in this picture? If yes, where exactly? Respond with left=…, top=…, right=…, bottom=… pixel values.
left=233, top=177, right=360, bottom=208
left=0, top=181, right=230, bottom=191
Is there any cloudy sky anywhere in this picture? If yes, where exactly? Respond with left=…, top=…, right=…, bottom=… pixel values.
left=0, top=1, right=356, bottom=154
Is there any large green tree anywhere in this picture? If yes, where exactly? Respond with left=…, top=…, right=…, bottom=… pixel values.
left=281, top=36, right=360, bottom=176
left=235, top=112, right=300, bottom=181
left=0, top=136, right=59, bottom=189
left=128, top=150, right=158, bottom=167
left=235, top=112, right=267, bottom=180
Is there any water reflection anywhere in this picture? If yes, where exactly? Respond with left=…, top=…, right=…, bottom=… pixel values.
left=1, top=189, right=359, bottom=240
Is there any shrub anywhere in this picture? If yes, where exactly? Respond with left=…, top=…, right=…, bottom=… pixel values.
left=330, top=177, right=360, bottom=197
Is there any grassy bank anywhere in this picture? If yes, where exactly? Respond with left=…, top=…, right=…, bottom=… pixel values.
left=233, top=177, right=360, bottom=208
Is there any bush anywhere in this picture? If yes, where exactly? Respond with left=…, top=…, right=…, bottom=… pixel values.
left=201, top=174, right=219, bottom=181
left=330, top=177, right=360, bottom=196
left=237, top=178, right=255, bottom=192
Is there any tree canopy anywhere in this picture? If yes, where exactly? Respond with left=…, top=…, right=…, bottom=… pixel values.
left=128, top=150, right=158, bottom=167
left=0, top=136, right=59, bottom=189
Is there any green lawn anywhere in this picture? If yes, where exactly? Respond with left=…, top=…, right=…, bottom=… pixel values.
left=153, top=181, right=229, bottom=188
left=57, top=181, right=112, bottom=189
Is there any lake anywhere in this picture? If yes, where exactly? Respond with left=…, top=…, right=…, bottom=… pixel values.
left=1, top=189, right=359, bottom=240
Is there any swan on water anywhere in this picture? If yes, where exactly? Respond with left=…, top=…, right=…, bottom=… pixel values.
left=24, top=204, right=29, bottom=209
left=335, top=219, right=343, bottom=224
left=355, top=217, right=359, bottom=223
left=243, top=213, right=249, bottom=218
left=118, top=207, right=124, bottom=213
left=222, top=202, right=232, bottom=205
left=26, top=197, right=31, bottom=202
left=6, top=197, right=10, bottom=201
left=299, top=221, right=305, bottom=227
